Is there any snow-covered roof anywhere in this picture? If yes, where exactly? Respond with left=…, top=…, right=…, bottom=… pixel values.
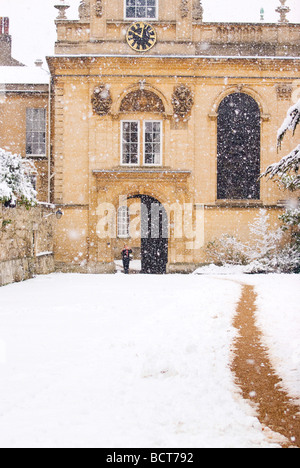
left=0, top=66, right=49, bottom=85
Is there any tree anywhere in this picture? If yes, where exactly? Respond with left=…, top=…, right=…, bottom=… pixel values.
left=0, top=148, right=37, bottom=208
left=261, top=98, right=300, bottom=272
left=262, top=99, right=300, bottom=190
left=248, top=209, right=282, bottom=262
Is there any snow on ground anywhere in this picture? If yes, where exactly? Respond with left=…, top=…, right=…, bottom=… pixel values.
left=0, top=273, right=297, bottom=448
left=243, top=274, right=300, bottom=402
left=196, top=267, right=300, bottom=403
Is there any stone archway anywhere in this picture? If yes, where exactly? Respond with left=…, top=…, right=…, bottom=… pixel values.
left=92, top=168, right=191, bottom=272
left=128, top=194, right=168, bottom=274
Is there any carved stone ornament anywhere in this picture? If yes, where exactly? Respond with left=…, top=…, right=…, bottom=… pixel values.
left=180, top=0, right=189, bottom=18
left=95, top=0, right=103, bottom=17
left=120, top=90, right=165, bottom=113
left=78, top=0, right=90, bottom=20
left=276, top=83, right=293, bottom=100
left=172, top=84, right=194, bottom=119
left=91, top=85, right=113, bottom=116
left=276, top=0, right=290, bottom=24
left=193, top=0, right=203, bottom=21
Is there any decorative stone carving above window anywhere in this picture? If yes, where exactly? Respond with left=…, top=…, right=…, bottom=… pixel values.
left=276, top=83, right=293, bottom=100
left=180, top=0, right=189, bottom=18
left=91, top=85, right=113, bottom=116
left=78, top=0, right=90, bottom=20
left=120, top=90, right=165, bottom=113
left=193, top=0, right=203, bottom=22
left=95, top=0, right=103, bottom=17
left=172, top=84, right=194, bottom=119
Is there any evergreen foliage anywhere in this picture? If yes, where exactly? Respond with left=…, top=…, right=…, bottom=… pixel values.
left=0, top=148, right=37, bottom=208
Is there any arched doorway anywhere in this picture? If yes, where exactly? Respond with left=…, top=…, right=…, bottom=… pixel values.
left=129, top=195, right=168, bottom=274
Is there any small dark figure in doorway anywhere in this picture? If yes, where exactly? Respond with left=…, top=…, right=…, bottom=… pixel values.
left=122, top=245, right=133, bottom=274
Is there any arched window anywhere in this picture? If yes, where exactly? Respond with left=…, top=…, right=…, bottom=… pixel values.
left=117, top=206, right=130, bottom=238
left=217, top=93, right=261, bottom=200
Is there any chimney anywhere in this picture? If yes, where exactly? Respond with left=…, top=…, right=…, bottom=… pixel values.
left=0, top=17, right=9, bottom=35
left=0, top=17, right=24, bottom=66
left=35, top=59, right=43, bottom=68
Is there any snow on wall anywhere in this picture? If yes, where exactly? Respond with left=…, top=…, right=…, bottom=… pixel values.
left=0, top=205, right=54, bottom=286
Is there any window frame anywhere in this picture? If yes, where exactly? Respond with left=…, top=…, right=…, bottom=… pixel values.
left=124, top=0, right=158, bottom=21
left=26, top=108, right=47, bottom=158
left=143, top=120, right=163, bottom=167
left=121, top=120, right=140, bottom=166
left=121, top=119, right=163, bottom=167
left=117, top=206, right=130, bottom=239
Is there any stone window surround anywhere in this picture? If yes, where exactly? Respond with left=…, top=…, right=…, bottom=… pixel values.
left=26, top=108, right=47, bottom=158
left=120, top=118, right=163, bottom=167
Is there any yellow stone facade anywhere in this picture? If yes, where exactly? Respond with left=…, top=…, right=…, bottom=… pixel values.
left=0, top=87, right=49, bottom=202
left=0, top=18, right=49, bottom=203
left=44, top=0, right=300, bottom=273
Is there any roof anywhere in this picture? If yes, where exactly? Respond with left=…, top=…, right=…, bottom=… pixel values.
left=0, top=66, right=49, bottom=85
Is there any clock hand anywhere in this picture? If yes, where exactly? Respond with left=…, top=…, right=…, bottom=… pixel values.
left=134, top=24, right=145, bottom=39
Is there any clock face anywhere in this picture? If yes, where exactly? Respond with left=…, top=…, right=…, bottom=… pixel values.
left=126, top=22, right=157, bottom=52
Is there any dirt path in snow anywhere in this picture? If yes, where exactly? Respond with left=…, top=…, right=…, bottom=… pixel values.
left=231, top=284, right=300, bottom=448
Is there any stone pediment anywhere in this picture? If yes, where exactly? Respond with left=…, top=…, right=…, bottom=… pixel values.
left=119, top=89, right=165, bottom=114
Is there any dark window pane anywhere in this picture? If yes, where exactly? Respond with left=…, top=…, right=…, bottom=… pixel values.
left=126, top=7, right=135, bottom=17
left=145, top=132, right=153, bottom=142
left=147, top=7, right=156, bottom=17
left=131, top=122, right=138, bottom=132
left=137, top=7, right=146, bottom=17
left=145, top=143, right=153, bottom=153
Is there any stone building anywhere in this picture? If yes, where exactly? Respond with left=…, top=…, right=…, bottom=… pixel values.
left=0, top=18, right=49, bottom=202
left=46, top=0, right=300, bottom=273
left=1, top=2, right=300, bottom=274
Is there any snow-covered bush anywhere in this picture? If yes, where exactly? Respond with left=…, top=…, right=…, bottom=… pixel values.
left=263, top=99, right=300, bottom=191
left=206, top=234, right=249, bottom=266
left=206, top=211, right=282, bottom=268
left=245, top=210, right=284, bottom=273
left=0, top=148, right=36, bottom=208
left=279, top=204, right=300, bottom=273
left=260, top=98, right=300, bottom=272
left=206, top=100, right=300, bottom=273
left=248, top=209, right=282, bottom=262
left=206, top=210, right=300, bottom=273
left=246, top=209, right=299, bottom=273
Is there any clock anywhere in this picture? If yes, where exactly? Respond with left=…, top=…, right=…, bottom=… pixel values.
left=126, top=22, right=157, bottom=52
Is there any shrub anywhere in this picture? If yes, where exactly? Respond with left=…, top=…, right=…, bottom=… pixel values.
left=0, top=148, right=36, bottom=208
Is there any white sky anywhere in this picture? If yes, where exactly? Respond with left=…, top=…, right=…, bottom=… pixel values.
left=0, top=0, right=299, bottom=66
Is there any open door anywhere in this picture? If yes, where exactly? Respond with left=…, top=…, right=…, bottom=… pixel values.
left=140, top=196, right=168, bottom=274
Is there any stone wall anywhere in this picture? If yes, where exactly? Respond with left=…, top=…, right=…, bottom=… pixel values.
left=0, top=204, right=55, bottom=287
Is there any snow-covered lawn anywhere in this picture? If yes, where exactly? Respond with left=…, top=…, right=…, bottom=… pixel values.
left=0, top=273, right=298, bottom=448
left=246, top=274, right=300, bottom=402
